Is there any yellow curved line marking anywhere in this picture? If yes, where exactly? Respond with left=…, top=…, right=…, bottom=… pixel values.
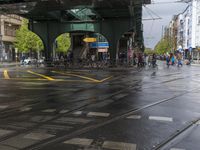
left=4, top=70, right=10, bottom=79
left=27, top=70, right=55, bottom=81
left=52, top=71, right=112, bottom=83
left=1, top=78, right=94, bottom=82
left=100, top=76, right=113, bottom=82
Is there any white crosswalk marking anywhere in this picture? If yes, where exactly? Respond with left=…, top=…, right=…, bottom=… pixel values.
left=23, top=132, right=55, bottom=140
left=0, top=105, right=9, bottom=109
left=0, top=129, right=14, bottom=137
left=87, top=112, right=110, bottom=117
left=127, top=115, right=141, bottom=119
left=64, top=138, right=93, bottom=146
left=42, top=109, right=56, bottom=113
left=103, top=141, right=137, bottom=150
left=59, top=109, right=69, bottom=114
left=149, top=116, right=173, bottom=122
left=196, top=121, right=200, bottom=125
left=73, top=111, right=83, bottom=115
left=20, top=107, right=32, bottom=112
left=0, top=145, right=18, bottom=150
left=170, top=148, right=185, bottom=150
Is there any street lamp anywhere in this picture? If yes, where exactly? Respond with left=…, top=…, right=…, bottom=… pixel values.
left=0, top=34, right=3, bottom=63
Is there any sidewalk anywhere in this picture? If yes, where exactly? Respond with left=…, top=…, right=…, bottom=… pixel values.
left=191, top=63, right=200, bottom=66
left=0, top=62, right=20, bottom=68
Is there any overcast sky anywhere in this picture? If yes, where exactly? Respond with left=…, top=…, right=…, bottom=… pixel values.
left=143, top=0, right=188, bottom=49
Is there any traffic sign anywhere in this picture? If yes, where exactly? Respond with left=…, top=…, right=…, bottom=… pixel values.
left=90, top=42, right=109, bottom=48
left=83, top=38, right=97, bottom=43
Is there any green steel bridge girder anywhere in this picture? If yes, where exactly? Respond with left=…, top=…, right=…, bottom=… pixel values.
left=30, top=19, right=138, bottom=61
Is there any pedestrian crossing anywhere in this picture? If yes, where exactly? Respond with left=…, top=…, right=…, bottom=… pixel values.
left=149, top=116, right=173, bottom=122
left=63, top=138, right=137, bottom=150
left=0, top=104, right=176, bottom=122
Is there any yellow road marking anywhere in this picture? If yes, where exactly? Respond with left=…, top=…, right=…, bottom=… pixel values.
left=99, top=76, right=113, bottom=82
left=27, top=70, right=55, bottom=81
left=1, top=78, right=94, bottom=82
left=52, top=71, right=112, bottom=83
left=4, top=70, right=10, bottom=79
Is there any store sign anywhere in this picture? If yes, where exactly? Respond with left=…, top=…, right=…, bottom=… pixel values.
left=90, top=42, right=109, bottom=48
left=83, top=38, right=97, bottom=43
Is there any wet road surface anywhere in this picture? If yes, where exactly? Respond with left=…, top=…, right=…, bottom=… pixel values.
left=0, top=62, right=200, bottom=150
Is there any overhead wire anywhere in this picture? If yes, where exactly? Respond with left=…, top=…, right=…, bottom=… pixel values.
left=142, top=6, right=157, bottom=46
left=151, top=0, right=189, bottom=5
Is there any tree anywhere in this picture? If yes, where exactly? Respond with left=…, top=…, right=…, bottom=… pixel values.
left=144, top=48, right=156, bottom=55
left=154, top=38, right=171, bottom=54
left=55, top=33, right=71, bottom=53
left=14, top=19, right=44, bottom=53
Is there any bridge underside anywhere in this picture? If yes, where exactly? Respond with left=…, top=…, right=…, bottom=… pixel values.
left=0, top=0, right=151, bottom=64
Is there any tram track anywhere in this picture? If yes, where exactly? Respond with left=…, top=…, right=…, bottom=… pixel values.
left=23, top=87, right=200, bottom=150
left=154, top=118, right=200, bottom=150
left=0, top=69, right=199, bottom=149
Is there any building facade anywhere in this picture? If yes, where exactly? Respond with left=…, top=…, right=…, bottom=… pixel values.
left=167, top=0, right=200, bottom=59
left=0, top=14, right=22, bottom=62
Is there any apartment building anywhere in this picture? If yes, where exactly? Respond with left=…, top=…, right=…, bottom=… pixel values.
left=172, top=0, right=200, bottom=59
left=0, top=14, right=22, bottom=62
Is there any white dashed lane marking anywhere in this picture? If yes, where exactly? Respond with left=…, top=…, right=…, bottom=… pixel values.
left=149, top=116, right=173, bottom=122
left=64, top=138, right=93, bottom=146
left=127, top=115, right=141, bottom=119
left=87, top=112, right=110, bottom=117
left=42, top=109, right=57, bottom=113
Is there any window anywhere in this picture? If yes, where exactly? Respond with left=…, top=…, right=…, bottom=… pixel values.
left=4, top=22, right=19, bottom=37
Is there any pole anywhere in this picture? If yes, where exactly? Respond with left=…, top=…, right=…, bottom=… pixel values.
left=0, top=34, right=3, bottom=63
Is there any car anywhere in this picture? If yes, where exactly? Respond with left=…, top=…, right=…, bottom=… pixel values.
left=21, top=57, right=37, bottom=65
left=37, top=57, right=45, bottom=64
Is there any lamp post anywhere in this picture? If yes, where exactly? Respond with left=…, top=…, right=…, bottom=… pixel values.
left=0, top=34, right=3, bottom=63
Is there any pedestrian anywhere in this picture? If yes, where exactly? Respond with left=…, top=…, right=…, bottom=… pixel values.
left=188, top=54, right=192, bottom=65
left=171, top=53, right=175, bottom=65
left=166, top=54, right=170, bottom=67
left=152, top=53, right=157, bottom=68
left=177, top=53, right=183, bottom=67
left=137, top=53, right=143, bottom=67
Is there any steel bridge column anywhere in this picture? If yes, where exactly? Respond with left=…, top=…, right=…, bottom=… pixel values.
left=29, top=21, right=55, bottom=65
left=100, top=19, right=130, bottom=66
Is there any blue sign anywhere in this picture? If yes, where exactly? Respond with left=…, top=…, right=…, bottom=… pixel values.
left=90, top=42, right=109, bottom=48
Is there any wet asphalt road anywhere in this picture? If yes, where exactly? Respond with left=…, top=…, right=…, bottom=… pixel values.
left=0, top=62, right=200, bottom=150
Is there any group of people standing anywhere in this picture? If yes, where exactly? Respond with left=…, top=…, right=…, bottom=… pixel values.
left=135, top=53, right=157, bottom=68
left=165, top=52, right=190, bottom=67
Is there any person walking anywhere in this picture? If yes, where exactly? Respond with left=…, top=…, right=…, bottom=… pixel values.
left=177, top=53, right=183, bottom=67
left=166, top=54, right=170, bottom=67
left=152, top=53, right=157, bottom=68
